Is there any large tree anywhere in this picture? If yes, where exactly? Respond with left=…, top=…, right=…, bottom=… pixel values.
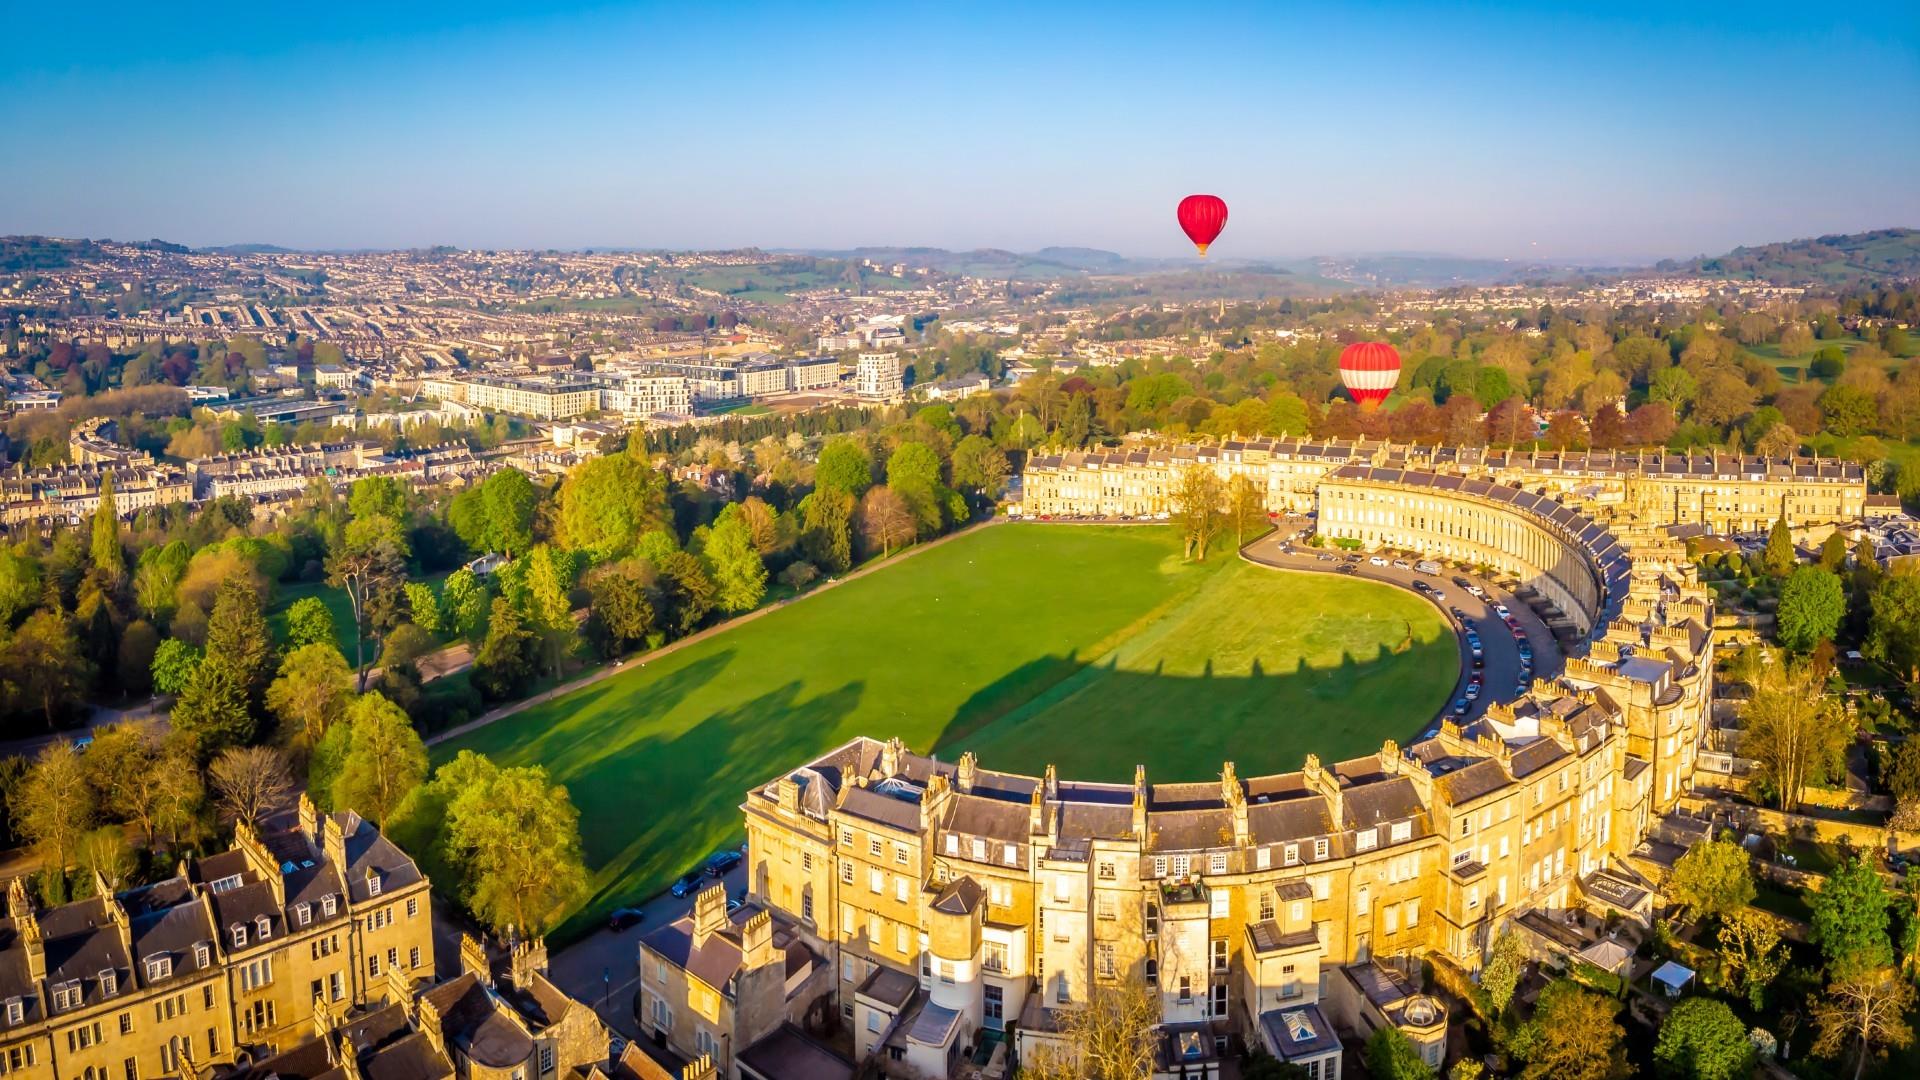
left=800, top=489, right=855, bottom=573
left=1017, top=983, right=1160, bottom=1080
left=1667, top=831, right=1755, bottom=923
left=555, top=452, right=666, bottom=561
left=584, top=560, right=656, bottom=657
left=1777, top=565, right=1845, bottom=652
left=2, top=611, right=92, bottom=729
left=1812, top=969, right=1915, bottom=1080
left=1171, top=465, right=1225, bottom=561
left=472, top=598, right=539, bottom=701
left=1718, top=909, right=1787, bottom=1010
left=171, top=660, right=257, bottom=756
left=208, top=745, right=294, bottom=828
left=90, top=474, right=123, bottom=589
left=1227, top=473, right=1266, bottom=546
left=265, top=643, right=353, bottom=754
left=204, top=577, right=275, bottom=706
left=1364, top=1026, right=1435, bottom=1080
left=1482, top=930, right=1526, bottom=1016
left=703, top=512, right=767, bottom=613
left=439, top=755, right=589, bottom=937
left=1762, top=516, right=1796, bottom=577
left=1507, top=980, right=1630, bottom=1080
left=1813, top=850, right=1894, bottom=980
left=330, top=693, right=428, bottom=825
left=1739, top=652, right=1850, bottom=812
left=1653, top=997, right=1756, bottom=1080
left=1865, top=573, right=1920, bottom=687
left=813, top=438, right=873, bottom=498
left=859, top=485, right=916, bottom=558
left=10, top=741, right=95, bottom=883
left=283, top=596, right=338, bottom=650
left=450, top=468, right=537, bottom=558
left=327, top=514, right=409, bottom=690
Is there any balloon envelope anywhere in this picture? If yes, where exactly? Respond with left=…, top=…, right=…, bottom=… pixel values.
left=1177, top=194, right=1228, bottom=256
left=1339, top=342, right=1402, bottom=410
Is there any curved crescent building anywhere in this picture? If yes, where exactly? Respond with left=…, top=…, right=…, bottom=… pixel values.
left=636, top=459, right=1723, bottom=1080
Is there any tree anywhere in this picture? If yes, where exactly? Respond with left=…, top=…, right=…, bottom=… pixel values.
left=208, top=745, right=294, bottom=828
left=859, top=485, right=916, bottom=558
left=472, top=598, right=539, bottom=701
left=1813, top=850, right=1894, bottom=980
left=1865, top=573, right=1920, bottom=686
left=886, top=441, right=947, bottom=537
left=1740, top=653, right=1850, bottom=812
left=951, top=434, right=1009, bottom=496
left=3, top=611, right=92, bottom=729
left=347, top=475, right=409, bottom=522
left=736, top=496, right=788, bottom=557
left=1227, top=473, right=1265, bottom=545
left=584, top=560, right=655, bottom=656
left=1776, top=565, right=1845, bottom=652
left=704, top=513, right=767, bottom=613
left=327, top=514, right=409, bottom=690
left=283, top=596, right=337, bottom=650
left=90, top=474, right=123, bottom=588
left=404, top=582, right=442, bottom=635
left=1821, top=531, right=1851, bottom=572
left=813, top=438, right=873, bottom=498
left=10, top=742, right=94, bottom=880
left=801, top=489, right=855, bottom=573
left=1763, top=517, right=1796, bottom=577
left=80, top=722, right=166, bottom=843
left=0, top=546, right=44, bottom=626
left=1016, top=983, right=1159, bottom=1080
left=451, top=468, right=537, bottom=557
left=76, top=826, right=134, bottom=892
left=1482, top=931, right=1525, bottom=1015
left=204, top=577, right=275, bottom=705
left=266, top=643, right=353, bottom=753
left=1812, top=969, right=1914, bottom=1080
left=1239, top=1052, right=1311, bottom=1080
left=1171, top=466, right=1224, bottom=561
left=331, top=694, right=428, bottom=825
left=1508, top=979, right=1630, bottom=1080
left=439, top=569, right=489, bottom=641
left=1885, top=738, right=1920, bottom=806
left=523, top=545, right=578, bottom=677
left=1667, top=831, right=1756, bottom=923
left=151, top=638, right=201, bottom=696
left=1718, top=909, right=1787, bottom=1010
left=171, top=660, right=257, bottom=756
left=1654, top=996, right=1756, bottom=1080
left=440, top=757, right=589, bottom=937
left=1364, top=1026, right=1435, bottom=1080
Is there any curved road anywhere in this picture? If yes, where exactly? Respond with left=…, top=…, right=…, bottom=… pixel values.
left=1242, top=516, right=1566, bottom=741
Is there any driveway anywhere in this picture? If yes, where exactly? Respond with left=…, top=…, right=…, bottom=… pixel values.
left=1242, top=520, right=1565, bottom=738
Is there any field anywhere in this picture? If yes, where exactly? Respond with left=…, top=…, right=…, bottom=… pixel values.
left=433, top=524, right=1457, bottom=935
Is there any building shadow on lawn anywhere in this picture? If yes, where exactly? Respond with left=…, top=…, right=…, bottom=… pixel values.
left=562, top=677, right=868, bottom=931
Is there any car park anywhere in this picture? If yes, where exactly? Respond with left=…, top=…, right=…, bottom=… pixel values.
left=670, top=870, right=706, bottom=898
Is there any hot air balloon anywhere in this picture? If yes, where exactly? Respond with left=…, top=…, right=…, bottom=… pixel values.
left=1339, top=342, right=1402, bottom=410
left=1177, top=194, right=1228, bottom=256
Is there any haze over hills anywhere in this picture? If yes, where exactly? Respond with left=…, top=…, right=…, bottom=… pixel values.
left=1654, top=228, right=1920, bottom=286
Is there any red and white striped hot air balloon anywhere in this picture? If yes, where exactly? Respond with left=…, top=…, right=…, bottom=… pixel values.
left=1338, top=342, right=1401, bottom=411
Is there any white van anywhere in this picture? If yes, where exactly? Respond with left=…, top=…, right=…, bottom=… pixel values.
left=1415, top=560, right=1441, bottom=576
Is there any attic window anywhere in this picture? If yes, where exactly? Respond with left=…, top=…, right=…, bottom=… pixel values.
left=3, top=997, right=19, bottom=1024
left=255, top=915, right=271, bottom=940
left=367, top=870, right=382, bottom=896
left=231, top=924, right=248, bottom=949
left=296, top=902, right=311, bottom=926
left=321, top=895, right=337, bottom=917
left=51, top=981, right=81, bottom=1011
left=209, top=874, right=244, bottom=894
left=1391, top=821, right=1412, bottom=843
left=145, top=955, right=173, bottom=982
left=194, top=943, right=210, bottom=968
left=98, top=970, right=117, bottom=996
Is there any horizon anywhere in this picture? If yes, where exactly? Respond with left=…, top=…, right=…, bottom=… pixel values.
left=6, top=1, right=1918, bottom=260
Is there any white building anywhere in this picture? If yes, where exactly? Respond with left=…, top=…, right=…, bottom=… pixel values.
left=856, top=353, right=904, bottom=399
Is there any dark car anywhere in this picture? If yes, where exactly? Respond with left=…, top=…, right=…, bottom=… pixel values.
left=705, top=850, right=743, bottom=877
left=1411, top=580, right=1431, bottom=593
left=607, top=907, right=645, bottom=931
left=670, top=871, right=705, bottom=898
left=1452, top=697, right=1470, bottom=716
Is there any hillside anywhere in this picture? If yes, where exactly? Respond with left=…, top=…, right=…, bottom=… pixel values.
left=1656, top=228, right=1920, bottom=285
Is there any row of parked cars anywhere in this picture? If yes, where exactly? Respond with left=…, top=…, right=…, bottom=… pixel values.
left=605, top=846, right=748, bottom=931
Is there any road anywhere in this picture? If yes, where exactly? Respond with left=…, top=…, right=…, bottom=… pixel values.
left=1242, top=521, right=1565, bottom=738
left=545, top=861, right=748, bottom=1039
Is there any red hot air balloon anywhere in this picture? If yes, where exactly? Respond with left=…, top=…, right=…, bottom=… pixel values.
left=1177, top=194, right=1228, bottom=256
left=1339, top=342, right=1402, bottom=410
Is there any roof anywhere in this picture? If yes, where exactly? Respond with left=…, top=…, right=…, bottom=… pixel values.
left=421, top=973, right=533, bottom=1069
left=906, top=1000, right=963, bottom=1047
left=737, top=1024, right=855, bottom=1080
left=1259, top=1004, right=1342, bottom=1062
left=855, top=966, right=918, bottom=1011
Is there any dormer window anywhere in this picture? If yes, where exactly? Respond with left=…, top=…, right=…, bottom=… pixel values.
left=296, top=902, right=312, bottom=926
left=98, top=970, right=117, bottom=996
left=51, top=981, right=81, bottom=1011
left=255, top=915, right=271, bottom=940
left=194, top=943, right=210, bottom=968
left=321, top=895, right=337, bottom=917
left=231, top=924, right=248, bottom=948
left=145, top=955, right=174, bottom=982
left=4, top=997, right=20, bottom=1024
left=1313, top=838, right=1329, bottom=860
left=209, top=874, right=244, bottom=894
left=366, top=870, right=382, bottom=897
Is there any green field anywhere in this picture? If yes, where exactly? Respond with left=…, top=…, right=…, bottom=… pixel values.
left=433, top=524, right=1457, bottom=934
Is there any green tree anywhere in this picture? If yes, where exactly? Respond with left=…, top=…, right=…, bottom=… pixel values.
left=440, top=756, right=589, bottom=937
left=347, top=475, right=409, bottom=522
left=1266, top=389, right=1311, bottom=434
left=204, top=577, right=275, bottom=706
left=404, top=581, right=442, bottom=635
left=1363, top=1026, right=1434, bottom=1080
left=950, top=434, right=1009, bottom=495
left=10, top=741, right=95, bottom=882
left=1171, top=465, right=1224, bottom=561
left=704, top=513, right=767, bottom=613
left=283, top=596, right=338, bottom=650
left=1508, top=980, right=1630, bottom=1080
left=1821, top=531, right=1851, bottom=572
left=801, top=489, right=855, bottom=573
left=472, top=598, right=539, bottom=701
left=150, top=638, right=202, bottom=696
left=1653, top=996, right=1756, bottom=1080
left=1865, top=573, right=1920, bottom=685
left=813, top=438, right=874, bottom=497
left=265, top=643, right=353, bottom=753
left=1718, top=909, right=1787, bottom=1010
left=0, top=546, right=44, bottom=626
left=451, top=468, right=537, bottom=557
left=1763, top=517, right=1796, bottom=577
left=327, top=514, right=409, bottom=690
left=1813, top=850, right=1894, bottom=980
left=439, top=569, right=489, bottom=641
left=89, top=474, right=122, bottom=588
left=1649, top=366, right=1698, bottom=411
left=1482, top=931, right=1526, bottom=1015
left=554, top=452, right=667, bottom=561
left=584, top=560, right=655, bottom=656
left=654, top=550, right=715, bottom=637
left=3, top=611, right=92, bottom=729
left=1669, top=831, right=1756, bottom=922
left=331, top=693, right=428, bottom=825
left=116, top=619, right=159, bottom=696
left=172, top=656, right=257, bottom=755
left=1777, top=565, right=1845, bottom=651
left=1740, top=653, right=1850, bottom=812
left=524, top=544, right=577, bottom=677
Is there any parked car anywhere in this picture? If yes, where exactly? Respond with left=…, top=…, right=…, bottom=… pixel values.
left=1411, top=580, right=1431, bottom=593
left=705, top=850, right=743, bottom=877
left=1452, top=576, right=1474, bottom=590
left=1452, top=697, right=1470, bottom=716
left=1465, top=682, right=1482, bottom=700
left=670, top=871, right=705, bottom=898
left=607, top=907, right=645, bottom=931
left=1392, top=559, right=1412, bottom=570
left=1494, top=603, right=1512, bottom=618
left=1369, top=555, right=1388, bottom=566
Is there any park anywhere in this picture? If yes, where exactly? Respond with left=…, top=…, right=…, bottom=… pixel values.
left=434, top=523, right=1458, bottom=936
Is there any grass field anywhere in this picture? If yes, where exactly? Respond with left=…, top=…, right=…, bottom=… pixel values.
left=432, top=524, right=1456, bottom=935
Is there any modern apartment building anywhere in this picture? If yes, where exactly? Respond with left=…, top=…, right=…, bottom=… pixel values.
left=1021, top=438, right=1866, bottom=532
left=856, top=354, right=904, bottom=400
left=0, top=801, right=434, bottom=1080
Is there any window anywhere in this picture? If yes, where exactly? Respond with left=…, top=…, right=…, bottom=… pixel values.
left=894, top=878, right=908, bottom=903
left=231, top=925, right=248, bottom=949
left=367, top=870, right=382, bottom=896
left=866, top=1010, right=882, bottom=1033
left=943, top=835, right=958, bottom=855
left=984, top=941, right=1007, bottom=973
left=1145, top=902, right=1159, bottom=938
left=1355, top=828, right=1377, bottom=852
left=52, top=982, right=81, bottom=1011
left=407, top=898, right=418, bottom=918
left=1209, top=851, right=1227, bottom=875
left=894, top=843, right=908, bottom=865
left=295, top=903, right=311, bottom=927
left=1257, top=847, right=1272, bottom=870
left=1284, top=844, right=1299, bottom=866
left=1096, top=944, right=1116, bottom=980
left=410, top=947, right=422, bottom=969
left=1177, top=975, right=1193, bottom=1003
left=1152, top=856, right=1168, bottom=878
left=239, top=957, right=273, bottom=992
left=1211, top=982, right=1228, bottom=1017
left=1259, top=892, right=1275, bottom=922
left=868, top=837, right=882, bottom=858
left=99, top=969, right=117, bottom=996
left=972, top=838, right=987, bottom=861
left=869, top=868, right=883, bottom=893
left=1211, top=938, right=1228, bottom=972
left=1096, top=895, right=1116, bottom=920
left=1313, top=838, right=1328, bottom=860
left=540, top=1046, right=555, bottom=1074
left=840, top=828, right=854, bottom=847
left=1097, top=860, right=1115, bottom=881
left=802, top=888, right=814, bottom=921
left=368, top=954, right=381, bottom=978
left=1171, top=854, right=1190, bottom=877
left=145, top=955, right=172, bottom=981
left=4, top=997, right=21, bottom=1024
left=321, top=895, right=337, bottom=917
left=802, top=852, right=814, bottom=873
left=1003, top=844, right=1019, bottom=866
left=124, top=1058, right=137, bottom=1080
left=118, top=1012, right=132, bottom=1036
left=840, top=861, right=854, bottom=885
left=255, top=915, right=271, bottom=941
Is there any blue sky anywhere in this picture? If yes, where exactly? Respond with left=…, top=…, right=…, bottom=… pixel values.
left=5, top=1, right=1916, bottom=260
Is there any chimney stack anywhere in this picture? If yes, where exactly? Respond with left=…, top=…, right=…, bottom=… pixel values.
left=692, top=884, right=729, bottom=948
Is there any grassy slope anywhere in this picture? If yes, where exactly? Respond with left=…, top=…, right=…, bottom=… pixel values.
left=433, top=524, right=1453, bottom=935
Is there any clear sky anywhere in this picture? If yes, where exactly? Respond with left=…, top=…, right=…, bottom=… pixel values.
left=5, top=1, right=1916, bottom=261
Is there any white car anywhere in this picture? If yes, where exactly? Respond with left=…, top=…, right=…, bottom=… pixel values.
left=1493, top=604, right=1512, bottom=618
left=1392, top=559, right=1411, bottom=570
left=1369, top=556, right=1388, bottom=566
left=1466, top=585, right=1487, bottom=598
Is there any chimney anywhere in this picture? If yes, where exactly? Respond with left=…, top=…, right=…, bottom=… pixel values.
left=776, top=776, right=799, bottom=814
left=1378, top=740, right=1401, bottom=775
left=335, top=1034, right=362, bottom=1080
left=4, top=878, right=29, bottom=921
left=508, top=937, right=548, bottom=988
left=299, top=794, right=320, bottom=844
left=692, top=884, right=729, bottom=948
left=322, top=814, right=347, bottom=881
left=879, top=736, right=903, bottom=778
left=741, top=911, right=775, bottom=969
left=1028, top=785, right=1045, bottom=837
left=1223, top=763, right=1248, bottom=846
left=682, top=1054, right=718, bottom=1080
left=1301, top=754, right=1344, bottom=825
left=458, top=934, right=491, bottom=986
left=956, top=751, right=977, bottom=794
left=1131, top=764, right=1148, bottom=841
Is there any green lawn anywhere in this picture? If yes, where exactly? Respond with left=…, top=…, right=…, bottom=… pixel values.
left=434, top=524, right=1456, bottom=936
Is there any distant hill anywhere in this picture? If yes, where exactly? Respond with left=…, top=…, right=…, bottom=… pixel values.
left=0, top=236, right=106, bottom=271
left=1656, top=228, right=1920, bottom=285
left=200, top=242, right=296, bottom=254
